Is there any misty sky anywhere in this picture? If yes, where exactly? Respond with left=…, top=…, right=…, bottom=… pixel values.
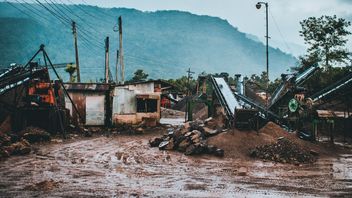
left=76, top=0, right=352, bottom=53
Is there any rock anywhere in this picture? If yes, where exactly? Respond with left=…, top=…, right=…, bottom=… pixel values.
left=310, top=149, right=319, bottom=156
left=184, top=132, right=193, bottom=137
left=185, top=145, right=196, bottom=155
left=11, top=139, right=31, bottom=155
left=238, top=167, right=247, bottom=176
left=149, top=137, right=163, bottom=147
left=83, top=130, right=92, bottom=137
left=165, top=138, right=174, bottom=150
left=159, top=140, right=170, bottom=150
left=214, top=148, right=224, bottom=157
left=203, top=127, right=219, bottom=137
left=178, top=139, right=190, bottom=152
left=191, top=133, right=201, bottom=142
left=22, top=127, right=51, bottom=143
left=51, top=139, right=63, bottom=143
left=249, top=149, right=258, bottom=158
left=206, top=145, right=217, bottom=154
left=204, top=117, right=213, bottom=124
left=0, top=134, right=12, bottom=146
left=0, top=148, right=10, bottom=158
left=135, top=127, right=144, bottom=134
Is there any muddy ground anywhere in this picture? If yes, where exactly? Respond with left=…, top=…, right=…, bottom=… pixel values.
left=0, top=129, right=352, bottom=197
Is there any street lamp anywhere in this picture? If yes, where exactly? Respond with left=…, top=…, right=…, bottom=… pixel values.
left=256, top=2, right=269, bottom=114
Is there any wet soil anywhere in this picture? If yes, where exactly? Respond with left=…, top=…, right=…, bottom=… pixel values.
left=0, top=132, right=351, bottom=197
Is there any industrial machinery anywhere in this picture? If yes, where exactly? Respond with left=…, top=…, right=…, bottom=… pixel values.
left=0, top=45, right=81, bottom=136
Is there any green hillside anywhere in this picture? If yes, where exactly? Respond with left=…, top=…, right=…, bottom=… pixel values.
left=0, top=2, right=297, bottom=81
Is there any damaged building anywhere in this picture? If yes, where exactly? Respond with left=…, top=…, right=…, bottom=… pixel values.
left=64, top=80, right=172, bottom=127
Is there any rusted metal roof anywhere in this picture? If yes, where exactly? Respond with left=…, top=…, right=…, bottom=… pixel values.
left=118, top=79, right=175, bottom=88
left=64, top=83, right=111, bottom=92
left=136, top=94, right=160, bottom=99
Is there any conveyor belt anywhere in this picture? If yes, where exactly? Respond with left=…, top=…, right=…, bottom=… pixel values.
left=210, top=76, right=241, bottom=120
left=310, top=72, right=352, bottom=102
left=269, top=65, right=319, bottom=109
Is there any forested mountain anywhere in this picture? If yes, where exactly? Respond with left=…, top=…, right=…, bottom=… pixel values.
left=0, top=2, right=297, bottom=81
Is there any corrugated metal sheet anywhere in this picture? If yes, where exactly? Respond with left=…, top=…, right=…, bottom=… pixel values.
left=64, top=83, right=110, bottom=91
left=86, top=95, right=105, bottom=125
left=113, top=88, right=136, bottom=114
left=214, top=77, right=240, bottom=115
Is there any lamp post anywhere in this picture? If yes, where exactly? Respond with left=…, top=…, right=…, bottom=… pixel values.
left=256, top=2, right=269, bottom=114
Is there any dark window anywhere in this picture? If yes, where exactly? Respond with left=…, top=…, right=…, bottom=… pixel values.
left=137, top=98, right=157, bottom=112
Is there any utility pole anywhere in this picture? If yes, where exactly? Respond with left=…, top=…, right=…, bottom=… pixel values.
left=256, top=2, right=269, bottom=116
left=71, top=21, right=81, bottom=82
left=186, top=67, right=195, bottom=96
left=115, top=49, right=119, bottom=83
left=118, top=16, right=125, bottom=84
left=185, top=67, right=195, bottom=122
left=105, top=36, right=109, bottom=83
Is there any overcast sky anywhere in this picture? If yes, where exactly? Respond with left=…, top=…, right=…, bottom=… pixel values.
left=74, top=0, right=352, bottom=52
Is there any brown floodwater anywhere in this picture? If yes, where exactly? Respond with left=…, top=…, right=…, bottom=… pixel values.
left=0, top=133, right=351, bottom=197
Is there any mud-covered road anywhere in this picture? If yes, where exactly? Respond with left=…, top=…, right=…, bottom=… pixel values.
left=0, top=133, right=351, bottom=197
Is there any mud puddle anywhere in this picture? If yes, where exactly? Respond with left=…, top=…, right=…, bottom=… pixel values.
left=0, top=134, right=351, bottom=197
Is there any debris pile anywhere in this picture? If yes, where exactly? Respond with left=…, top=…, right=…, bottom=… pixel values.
left=249, top=138, right=317, bottom=164
left=1, top=127, right=52, bottom=160
left=21, top=127, right=51, bottom=143
left=149, top=119, right=224, bottom=157
left=0, top=133, right=31, bottom=159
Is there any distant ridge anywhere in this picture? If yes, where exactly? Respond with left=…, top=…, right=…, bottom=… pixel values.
left=0, top=2, right=297, bottom=81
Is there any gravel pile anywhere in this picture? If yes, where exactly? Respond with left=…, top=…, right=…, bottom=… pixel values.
left=249, top=138, right=317, bottom=164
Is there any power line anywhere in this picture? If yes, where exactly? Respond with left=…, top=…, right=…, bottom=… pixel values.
left=4, top=0, right=36, bottom=19
left=34, top=0, right=70, bottom=26
left=15, top=0, right=51, bottom=22
left=53, top=0, right=97, bottom=31
left=269, top=9, right=293, bottom=55
left=42, top=0, right=71, bottom=23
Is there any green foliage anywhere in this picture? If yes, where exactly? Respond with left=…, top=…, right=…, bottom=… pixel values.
left=300, top=15, right=351, bottom=68
left=245, top=71, right=281, bottom=94
left=304, top=66, right=351, bottom=96
left=65, top=63, right=76, bottom=82
left=167, top=76, right=197, bottom=95
left=128, top=69, right=149, bottom=83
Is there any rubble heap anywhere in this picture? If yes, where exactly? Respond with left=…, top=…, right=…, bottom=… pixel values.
left=0, top=127, right=51, bottom=160
left=0, top=133, right=31, bottom=159
left=150, top=119, right=224, bottom=157
left=21, top=127, right=51, bottom=143
left=249, top=138, right=317, bottom=164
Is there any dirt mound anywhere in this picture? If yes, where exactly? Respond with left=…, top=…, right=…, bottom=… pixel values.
left=249, top=138, right=317, bottom=164
left=208, top=122, right=329, bottom=159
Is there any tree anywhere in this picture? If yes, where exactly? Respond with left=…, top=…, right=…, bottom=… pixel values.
left=130, top=69, right=149, bottom=82
left=65, top=63, right=76, bottom=83
left=300, top=15, right=351, bottom=68
left=167, top=76, right=197, bottom=95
